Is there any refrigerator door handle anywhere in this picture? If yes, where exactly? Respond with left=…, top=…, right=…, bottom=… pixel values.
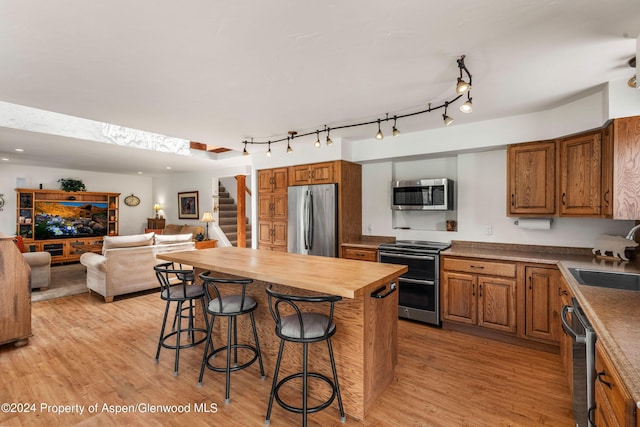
left=303, top=191, right=310, bottom=249
left=307, top=191, right=314, bottom=250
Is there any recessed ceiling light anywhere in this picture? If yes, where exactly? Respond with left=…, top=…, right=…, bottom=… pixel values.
left=1, top=158, right=9, bottom=161
left=165, top=166, right=172, bottom=170
left=15, top=148, right=24, bottom=152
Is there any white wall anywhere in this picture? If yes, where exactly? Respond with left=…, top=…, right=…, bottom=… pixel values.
left=0, top=165, right=152, bottom=236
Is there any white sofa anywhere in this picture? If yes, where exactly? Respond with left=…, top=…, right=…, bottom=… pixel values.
left=79, top=232, right=195, bottom=302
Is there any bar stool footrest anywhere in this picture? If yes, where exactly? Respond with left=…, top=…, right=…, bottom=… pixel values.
left=204, top=344, right=259, bottom=373
left=273, top=372, right=337, bottom=415
left=160, top=328, right=208, bottom=351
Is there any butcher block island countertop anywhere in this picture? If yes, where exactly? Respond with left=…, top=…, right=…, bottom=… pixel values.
left=157, top=246, right=407, bottom=421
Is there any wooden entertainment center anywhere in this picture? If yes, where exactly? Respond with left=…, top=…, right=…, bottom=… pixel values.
left=16, top=188, right=120, bottom=264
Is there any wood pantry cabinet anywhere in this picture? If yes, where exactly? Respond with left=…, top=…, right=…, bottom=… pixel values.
left=16, top=188, right=120, bottom=264
left=522, top=265, right=560, bottom=344
left=441, top=257, right=517, bottom=334
left=507, top=140, right=556, bottom=216
left=257, top=168, right=288, bottom=252
left=594, top=341, right=637, bottom=427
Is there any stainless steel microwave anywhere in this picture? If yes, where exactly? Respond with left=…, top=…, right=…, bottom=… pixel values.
left=391, top=178, right=454, bottom=210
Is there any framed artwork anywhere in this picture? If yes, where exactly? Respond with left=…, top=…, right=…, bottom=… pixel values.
left=178, top=191, right=199, bottom=219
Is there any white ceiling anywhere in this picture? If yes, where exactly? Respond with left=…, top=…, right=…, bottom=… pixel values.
left=0, top=0, right=639, bottom=175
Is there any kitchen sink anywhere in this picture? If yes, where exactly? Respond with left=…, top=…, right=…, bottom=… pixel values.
left=568, top=268, right=640, bottom=291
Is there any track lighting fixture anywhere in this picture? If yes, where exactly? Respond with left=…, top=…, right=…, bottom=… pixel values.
left=392, top=116, right=400, bottom=137
left=460, top=96, right=472, bottom=113
left=443, top=103, right=453, bottom=126
left=375, top=119, right=384, bottom=140
left=242, top=55, right=472, bottom=154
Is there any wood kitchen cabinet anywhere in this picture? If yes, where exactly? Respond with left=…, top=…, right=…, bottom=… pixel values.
left=603, top=116, right=640, bottom=220
left=442, top=257, right=517, bottom=334
left=341, top=245, right=378, bottom=262
left=0, top=237, right=31, bottom=347
left=288, top=161, right=334, bottom=186
left=507, top=140, right=556, bottom=216
left=557, top=130, right=602, bottom=216
left=558, top=275, right=574, bottom=394
left=594, top=341, right=637, bottom=427
left=523, top=265, right=560, bottom=344
left=257, top=167, right=288, bottom=252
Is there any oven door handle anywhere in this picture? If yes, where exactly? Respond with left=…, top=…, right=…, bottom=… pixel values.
left=560, top=305, right=586, bottom=343
left=399, top=277, right=435, bottom=285
left=379, top=251, right=436, bottom=261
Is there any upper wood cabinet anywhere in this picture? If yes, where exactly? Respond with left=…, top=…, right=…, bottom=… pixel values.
left=258, top=167, right=288, bottom=194
left=558, top=130, right=602, bottom=216
left=608, top=116, right=640, bottom=219
left=289, top=161, right=334, bottom=186
left=507, top=140, right=556, bottom=216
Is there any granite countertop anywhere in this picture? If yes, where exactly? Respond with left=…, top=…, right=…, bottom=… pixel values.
left=443, top=240, right=640, bottom=409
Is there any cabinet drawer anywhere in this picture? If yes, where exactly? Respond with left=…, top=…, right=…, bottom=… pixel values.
left=342, top=247, right=377, bottom=262
left=442, top=257, right=516, bottom=278
left=595, top=342, right=635, bottom=427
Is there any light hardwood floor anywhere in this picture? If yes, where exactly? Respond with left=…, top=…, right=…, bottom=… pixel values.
left=0, top=290, right=574, bottom=426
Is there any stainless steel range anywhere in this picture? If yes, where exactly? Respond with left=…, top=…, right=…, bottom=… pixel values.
left=378, top=240, right=450, bottom=326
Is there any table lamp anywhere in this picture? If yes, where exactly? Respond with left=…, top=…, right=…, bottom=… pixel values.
left=201, top=211, right=215, bottom=240
left=153, top=204, right=161, bottom=218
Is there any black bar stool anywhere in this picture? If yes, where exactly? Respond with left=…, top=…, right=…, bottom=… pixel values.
left=153, top=262, right=209, bottom=376
left=198, top=271, right=265, bottom=404
left=264, top=286, right=346, bottom=426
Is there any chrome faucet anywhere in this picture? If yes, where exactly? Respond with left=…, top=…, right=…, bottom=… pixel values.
left=625, top=223, right=640, bottom=240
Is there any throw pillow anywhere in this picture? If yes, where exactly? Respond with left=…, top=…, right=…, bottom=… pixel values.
left=155, top=233, right=193, bottom=245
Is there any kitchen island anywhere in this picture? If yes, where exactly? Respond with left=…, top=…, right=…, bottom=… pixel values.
left=157, top=246, right=407, bottom=421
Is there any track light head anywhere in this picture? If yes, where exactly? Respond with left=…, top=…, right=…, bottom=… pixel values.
left=375, top=119, right=383, bottom=140
left=443, top=114, right=454, bottom=126
left=456, top=78, right=471, bottom=95
left=392, top=126, right=400, bottom=137
left=242, top=143, right=249, bottom=156
left=266, top=142, right=272, bottom=157
left=460, top=98, right=473, bottom=113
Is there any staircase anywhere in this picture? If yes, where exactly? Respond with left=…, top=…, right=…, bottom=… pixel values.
left=218, top=183, right=251, bottom=247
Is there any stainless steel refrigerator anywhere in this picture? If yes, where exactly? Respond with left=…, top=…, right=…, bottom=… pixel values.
left=288, top=183, right=338, bottom=257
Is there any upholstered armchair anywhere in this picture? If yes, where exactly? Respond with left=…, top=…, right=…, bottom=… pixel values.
left=14, top=236, right=52, bottom=290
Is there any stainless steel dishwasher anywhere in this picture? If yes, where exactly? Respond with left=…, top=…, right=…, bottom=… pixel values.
left=561, top=297, right=597, bottom=427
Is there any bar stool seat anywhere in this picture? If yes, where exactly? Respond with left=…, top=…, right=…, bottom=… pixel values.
left=264, top=286, right=346, bottom=426
left=154, top=262, right=209, bottom=376
left=198, top=272, right=265, bottom=405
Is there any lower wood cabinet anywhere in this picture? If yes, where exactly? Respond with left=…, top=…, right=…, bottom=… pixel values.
left=594, top=341, right=637, bottom=427
left=524, top=265, right=560, bottom=344
left=442, top=257, right=517, bottom=334
left=257, top=221, right=287, bottom=251
left=341, top=246, right=378, bottom=262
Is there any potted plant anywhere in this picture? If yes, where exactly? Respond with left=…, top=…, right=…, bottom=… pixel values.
left=58, top=179, right=86, bottom=192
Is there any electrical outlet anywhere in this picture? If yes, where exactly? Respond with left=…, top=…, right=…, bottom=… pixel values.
left=484, top=225, right=493, bottom=235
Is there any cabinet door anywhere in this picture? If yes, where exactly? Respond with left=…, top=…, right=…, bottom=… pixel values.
left=271, top=168, right=289, bottom=193
left=258, top=195, right=273, bottom=219
left=601, top=122, right=614, bottom=218
left=272, top=221, right=287, bottom=247
left=272, top=193, right=287, bottom=220
left=507, top=141, right=556, bottom=215
left=258, top=222, right=274, bottom=246
left=558, top=132, right=602, bottom=216
left=613, top=116, right=640, bottom=219
left=477, top=276, right=516, bottom=333
left=442, top=271, right=476, bottom=324
left=309, top=162, right=334, bottom=184
left=289, top=165, right=312, bottom=186
left=525, top=266, right=559, bottom=343
left=558, top=276, right=574, bottom=394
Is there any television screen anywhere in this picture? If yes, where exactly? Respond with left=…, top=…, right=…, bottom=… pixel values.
left=34, top=201, right=108, bottom=240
